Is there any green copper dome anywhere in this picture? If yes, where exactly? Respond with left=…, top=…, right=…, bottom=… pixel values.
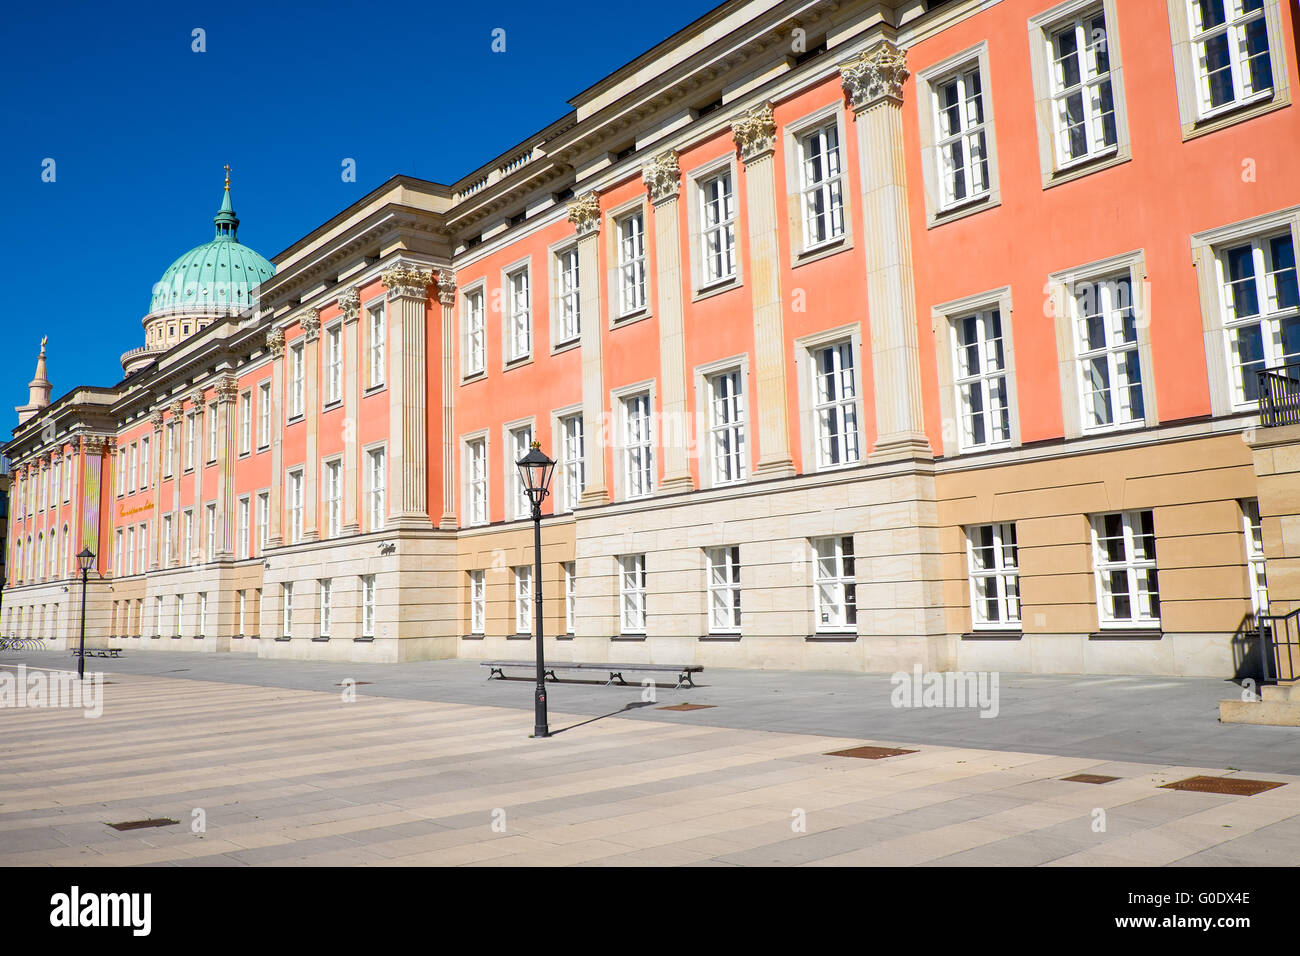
left=149, top=177, right=274, bottom=314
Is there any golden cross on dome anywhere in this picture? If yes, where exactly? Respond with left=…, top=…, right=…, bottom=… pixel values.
left=223, top=164, right=231, bottom=190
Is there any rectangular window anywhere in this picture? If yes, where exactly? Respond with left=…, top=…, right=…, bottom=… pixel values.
left=325, top=326, right=342, bottom=405
left=155, top=595, right=164, bottom=638
left=564, top=562, right=576, bottom=634
left=64, top=454, right=72, bottom=500
left=813, top=342, right=861, bottom=468
left=185, top=412, right=196, bottom=470
left=617, top=212, right=647, bottom=316
left=282, top=582, right=293, bottom=637
left=128, top=442, right=138, bottom=491
left=506, top=267, right=531, bottom=362
left=140, top=437, right=150, bottom=490
left=367, top=448, right=386, bottom=531
left=138, top=522, right=147, bottom=574
left=183, top=509, right=194, bottom=564
left=257, top=381, right=271, bottom=448
left=708, top=370, right=746, bottom=485
left=256, top=589, right=263, bottom=638
left=207, top=403, right=218, bottom=461
left=509, top=425, right=533, bottom=520
left=463, top=288, right=486, bottom=377
left=515, top=565, right=533, bottom=634
left=164, top=423, right=175, bottom=475
left=465, top=437, right=488, bottom=526
left=319, top=579, right=332, bottom=638
left=798, top=123, right=845, bottom=249
left=619, top=554, right=647, bottom=633
left=1217, top=232, right=1299, bottom=405
left=199, top=592, right=208, bottom=637
left=621, top=392, right=654, bottom=499
left=289, top=345, right=305, bottom=418
left=324, top=459, right=342, bottom=538
left=1188, top=0, right=1273, bottom=117
left=1047, top=9, right=1117, bottom=167
left=205, top=502, right=216, bottom=561
left=1091, top=510, right=1161, bottom=627
left=257, top=492, right=269, bottom=555
left=1242, top=498, right=1269, bottom=618
left=952, top=309, right=1011, bottom=449
left=966, top=523, right=1021, bottom=628
left=700, top=170, right=737, bottom=283
left=556, top=247, right=581, bottom=345
left=177, top=594, right=185, bottom=638
left=162, top=514, right=172, bottom=567
left=814, top=536, right=857, bottom=632
left=707, top=546, right=742, bottom=633
left=559, top=414, right=585, bottom=512
left=1071, top=275, right=1144, bottom=430
left=288, top=470, right=304, bottom=543
left=368, top=302, right=386, bottom=388
left=470, top=569, right=485, bottom=635
left=362, top=575, right=376, bottom=638
left=238, top=590, right=246, bottom=636
left=117, top=448, right=127, bottom=496
left=934, top=65, right=990, bottom=209
left=237, top=496, right=250, bottom=559
left=239, top=391, right=251, bottom=454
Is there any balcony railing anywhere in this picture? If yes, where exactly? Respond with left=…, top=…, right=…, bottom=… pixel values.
left=1257, top=364, right=1300, bottom=427
left=1259, top=607, right=1300, bottom=683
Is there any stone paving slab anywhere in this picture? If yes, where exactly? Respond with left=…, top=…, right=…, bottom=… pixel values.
left=0, top=667, right=1298, bottom=866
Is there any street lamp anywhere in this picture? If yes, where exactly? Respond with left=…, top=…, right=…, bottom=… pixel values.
left=76, top=547, right=95, bottom=681
left=516, top=441, right=556, bottom=738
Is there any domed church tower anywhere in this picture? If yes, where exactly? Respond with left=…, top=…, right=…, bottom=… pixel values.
left=121, top=168, right=275, bottom=375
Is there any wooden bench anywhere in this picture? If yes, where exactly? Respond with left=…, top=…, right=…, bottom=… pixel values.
left=481, top=660, right=701, bottom=689
left=70, top=648, right=122, bottom=659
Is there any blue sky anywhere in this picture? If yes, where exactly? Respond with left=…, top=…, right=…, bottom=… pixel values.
left=0, top=0, right=712, bottom=411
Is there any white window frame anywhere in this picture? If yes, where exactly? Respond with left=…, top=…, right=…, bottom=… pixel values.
left=552, top=244, right=581, bottom=347
left=325, top=324, right=343, bottom=406
left=698, top=167, right=738, bottom=286
left=618, top=389, right=655, bottom=500
left=461, top=284, right=486, bottom=379
left=367, top=300, right=387, bottom=389
left=257, top=491, right=269, bottom=555
left=813, top=536, right=857, bottom=633
left=811, top=340, right=861, bottom=470
left=239, top=391, right=252, bottom=454
left=288, top=468, right=304, bottom=544
left=615, top=210, right=647, bottom=318
left=515, top=565, right=533, bottom=635
left=319, top=579, right=332, bottom=638
left=507, top=422, right=534, bottom=521
left=470, top=569, right=485, bottom=635
left=950, top=307, right=1013, bottom=450
left=563, top=562, right=575, bottom=635
left=1069, top=273, right=1147, bottom=432
left=1091, top=509, right=1161, bottom=628
left=556, top=411, right=585, bottom=513
left=1215, top=230, right=1299, bottom=408
left=362, top=574, right=376, bottom=638
left=324, top=458, right=343, bottom=538
left=797, top=121, right=845, bottom=252
left=289, top=344, right=305, bottom=420
left=1242, top=498, right=1269, bottom=618
left=282, top=582, right=294, bottom=638
left=257, top=381, right=271, bottom=449
left=365, top=446, right=386, bottom=532
left=205, top=502, right=217, bottom=561
left=966, top=523, right=1022, bottom=629
left=705, top=367, right=747, bottom=486
left=916, top=42, right=1001, bottom=225
left=463, top=434, right=489, bottom=527
left=206, top=402, right=218, bottom=462
left=707, top=546, right=742, bottom=634
left=237, top=495, right=250, bottom=560
left=504, top=263, right=532, bottom=364
left=619, top=554, right=647, bottom=634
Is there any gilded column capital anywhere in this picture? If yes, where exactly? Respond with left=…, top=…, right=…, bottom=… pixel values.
left=642, top=150, right=681, bottom=205
left=732, top=102, right=777, bottom=164
left=382, top=266, right=433, bottom=301
left=168, top=399, right=185, bottom=419
left=436, top=268, right=457, bottom=307
left=216, top=373, right=239, bottom=405
left=566, top=192, right=601, bottom=238
left=337, top=287, right=361, bottom=323
left=301, top=308, right=321, bottom=342
left=265, top=327, right=286, bottom=357
left=840, top=41, right=909, bottom=112
left=150, top=408, right=165, bottom=430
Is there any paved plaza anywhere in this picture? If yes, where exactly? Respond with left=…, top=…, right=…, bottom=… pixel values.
left=1, top=650, right=1298, bottom=866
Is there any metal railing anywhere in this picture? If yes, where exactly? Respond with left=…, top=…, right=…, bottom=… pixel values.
left=1257, top=364, right=1300, bottom=426
left=1258, top=608, right=1300, bottom=683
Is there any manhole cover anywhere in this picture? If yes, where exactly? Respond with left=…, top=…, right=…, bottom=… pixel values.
left=1160, top=776, right=1285, bottom=796
left=658, top=703, right=715, bottom=711
left=826, top=745, right=918, bottom=759
left=107, top=818, right=179, bottom=831
left=1061, top=774, right=1120, bottom=784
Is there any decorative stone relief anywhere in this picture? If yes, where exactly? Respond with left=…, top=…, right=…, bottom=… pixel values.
left=265, top=328, right=286, bottom=357
left=337, top=287, right=361, bottom=322
left=301, top=308, right=321, bottom=341
left=840, top=42, right=909, bottom=111
left=216, top=373, right=239, bottom=405
left=382, top=266, right=433, bottom=301
left=436, top=268, right=457, bottom=307
left=566, top=192, right=601, bottom=238
left=642, top=150, right=681, bottom=205
left=732, top=102, right=777, bottom=164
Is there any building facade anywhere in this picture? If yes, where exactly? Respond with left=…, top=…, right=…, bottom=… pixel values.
left=4, top=0, right=1299, bottom=678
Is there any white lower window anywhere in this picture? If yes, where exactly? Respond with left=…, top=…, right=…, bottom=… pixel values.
left=362, top=575, right=376, bottom=638
left=470, top=570, right=485, bottom=635
left=966, top=523, right=1021, bottom=628
left=619, top=554, right=647, bottom=633
left=1242, top=498, right=1269, bottom=618
left=563, top=562, right=575, bottom=634
left=319, top=579, right=332, bottom=638
left=1091, top=510, right=1161, bottom=627
left=707, top=546, right=742, bottom=633
left=814, top=536, right=856, bottom=632
left=515, top=565, right=533, bottom=634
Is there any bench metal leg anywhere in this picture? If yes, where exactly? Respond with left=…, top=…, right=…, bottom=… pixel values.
left=605, top=671, right=627, bottom=686
left=488, top=667, right=505, bottom=680
left=676, top=671, right=696, bottom=689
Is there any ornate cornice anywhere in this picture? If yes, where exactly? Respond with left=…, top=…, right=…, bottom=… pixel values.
left=840, top=41, right=909, bottom=111
left=567, top=192, right=601, bottom=238
left=216, top=373, right=239, bottom=405
left=265, top=328, right=286, bottom=358
left=642, top=150, right=681, bottom=205
left=301, top=308, right=321, bottom=342
left=436, top=268, right=457, bottom=307
left=382, top=266, right=433, bottom=301
left=732, top=102, right=777, bottom=164
left=337, top=287, right=361, bottom=323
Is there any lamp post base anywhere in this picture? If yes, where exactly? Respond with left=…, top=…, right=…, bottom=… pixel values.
left=534, top=684, right=550, bottom=738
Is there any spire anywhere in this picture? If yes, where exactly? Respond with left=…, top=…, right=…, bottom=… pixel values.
left=16, top=337, right=52, bottom=425
left=213, top=164, right=239, bottom=241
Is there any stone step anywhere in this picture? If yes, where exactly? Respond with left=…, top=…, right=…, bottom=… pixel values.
left=1262, top=683, right=1300, bottom=702
left=1219, top=697, right=1300, bottom=726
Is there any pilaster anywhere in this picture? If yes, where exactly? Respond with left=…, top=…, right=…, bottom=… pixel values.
left=190, top=388, right=206, bottom=562
left=437, top=269, right=459, bottom=529
left=382, top=266, right=432, bottom=529
left=266, top=328, right=286, bottom=548
left=302, top=309, right=321, bottom=542
left=150, top=407, right=164, bottom=569
left=569, top=192, right=610, bottom=507
left=840, top=42, right=933, bottom=462
left=339, top=288, right=362, bottom=535
left=732, top=102, right=796, bottom=479
left=216, top=373, right=238, bottom=559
